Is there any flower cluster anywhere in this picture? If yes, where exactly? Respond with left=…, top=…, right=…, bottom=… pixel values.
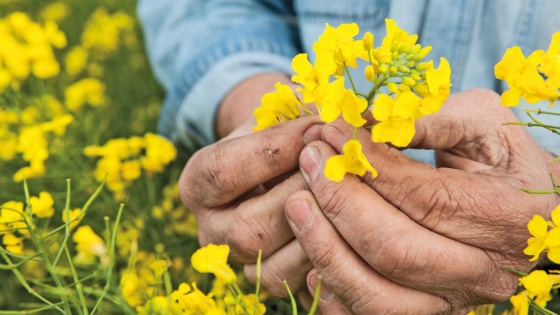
left=134, top=244, right=266, bottom=315
left=510, top=270, right=560, bottom=314
left=0, top=12, right=66, bottom=92
left=0, top=97, right=74, bottom=181
left=524, top=204, right=560, bottom=264
left=253, top=19, right=451, bottom=181
left=495, top=32, right=560, bottom=107
left=81, top=8, right=135, bottom=60
left=84, top=133, right=177, bottom=200
left=0, top=192, right=55, bottom=254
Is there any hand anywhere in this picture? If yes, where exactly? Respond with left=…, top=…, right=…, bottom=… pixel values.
left=284, top=89, right=558, bottom=314
left=179, top=113, right=324, bottom=296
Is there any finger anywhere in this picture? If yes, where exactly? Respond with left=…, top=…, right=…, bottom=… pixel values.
left=198, top=172, right=308, bottom=263
left=285, top=190, right=453, bottom=314
left=244, top=239, right=312, bottom=297
left=179, top=115, right=323, bottom=209
left=297, top=142, right=518, bottom=305
left=319, top=104, right=552, bottom=250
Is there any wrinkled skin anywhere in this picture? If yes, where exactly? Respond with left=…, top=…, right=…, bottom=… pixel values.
left=179, top=89, right=558, bottom=314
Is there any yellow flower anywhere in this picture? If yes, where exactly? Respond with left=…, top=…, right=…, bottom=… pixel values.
left=13, top=160, right=46, bottom=182
left=72, top=225, right=107, bottom=265
left=172, top=282, right=217, bottom=314
left=121, top=159, right=142, bottom=181
left=149, top=260, right=169, bottom=279
left=372, top=91, right=421, bottom=147
left=120, top=270, right=147, bottom=307
left=313, top=23, right=363, bottom=75
left=191, top=244, right=237, bottom=284
left=62, top=208, right=83, bottom=230
left=320, top=77, right=367, bottom=127
left=416, top=57, right=452, bottom=115
left=141, top=133, right=177, bottom=175
left=324, top=139, right=376, bottom=182
left=291, top=52, right=336, bottom=104
left=40, top=2, right=69, bottom=22
left=29, top=191, right=54, bottom=218
left=377, top=19, right=419, bottom=63
left=524, top=214, right=549, bottom=261
left=495, top=46, right=559, bottom=106
left=253, top=82, right=301, bottom=131
left=136, top=296, right=182, bottom=315
left=0, top=201, right=29, bottom=238
left=519, top=270, right=554, bottom=297
left=3, top=233, right=23, bottom=254
left=65, top=78, right=106, bottom=111
left=65, top=46, right=88, bottom=76
left=224, top=293, right=266, bottom=315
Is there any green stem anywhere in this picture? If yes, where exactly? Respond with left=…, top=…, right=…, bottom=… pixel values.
left=52, top=180, right=72, bottom=268
left=254, top=249, right=262, bottom=315
left=525, top=108, right=560, bottom=116
left=0, top=253, right=42, bottom=270
left=0, top=302, right=65, bottom=314
left=307, top=275, right=322, bottom=315
left=0, top=248, right=64, bottom=313
left=283, top=281, right=298, bottom=315
left=343, top=63, right=357, bottom=92
left=90, top=203, right=125, bottom=315
left=22, top=181, right=72, bottom=314
left=65, top=245, right=88, bottom=315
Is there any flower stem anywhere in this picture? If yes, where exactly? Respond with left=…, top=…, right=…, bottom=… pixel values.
left=283, top=281, right=298, bottom=315
left=344, top=63, right=357, bottom=92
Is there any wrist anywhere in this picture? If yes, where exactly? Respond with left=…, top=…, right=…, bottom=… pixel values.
left=215, top=73, right=294, bottom=139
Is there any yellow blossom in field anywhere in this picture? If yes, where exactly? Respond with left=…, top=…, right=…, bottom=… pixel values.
left=372, top=91, right=421, bottom=147
left=65, top=78, right=106, bottom=111
left=62, top=208, right=83, bottom=230
left=40, top=2, right=69, bottom=22
left=81, top=8, right=134, bottom=58
left=72, top=225, right=107, bottom=265
left=13, top=160, right=46, bottom=182
left=224, top=293, right=266, bottom=315
left=0, top=201, right=29, bottom=238
left=137, top=296, right=181, bottom=315
left=325, top=139, right=376, bottom=182
left=65, top=46, right=88, bottom=76
left=320, top=76, right=367, bottom=127
left=40, top=114, right=74, bottom=136
left=120, top=270, right=148, bottom=307
left=29, top=191, right=54, bottom=218
left=172, top=282, right=217, bottom=315
left=141, top=133, right=177, bottom=175
left=121, top=160, right=142, bottom=181
left=149, top=260, right=169, bottom=279
left=253, top=82, right=301, bottom=131
left=3, top=233, right=23, bottom=254
left=313, top=23, right=363, bottom=75
left=191, top=244, right=237, bottom=284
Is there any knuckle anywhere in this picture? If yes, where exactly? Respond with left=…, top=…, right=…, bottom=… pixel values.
left=226, top=214, right=267, bottom=263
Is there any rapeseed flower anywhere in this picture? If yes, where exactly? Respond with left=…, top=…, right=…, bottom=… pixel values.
left=72, top=225, right=107, bottom=265
left=29, top=191, right=54, bottom=218
left=372, top=91, right=421, bottom=147
left=325, top=139, right=376, bottom=182
left=191, top=244, right=237, bottom=284
left=313, top=23, right=363, bottom=75
left=253, top=82, right=301, bottom=131
left=320, top=77, right=367, bottom=127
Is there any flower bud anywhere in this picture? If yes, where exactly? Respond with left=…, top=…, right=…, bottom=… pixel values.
left=402, top=76, right=416, bottom=86
left=387, top=82, right=399, bottom=93
left=407, top=44, right=421, bottom=54
left=364, top=65, right=375, bottom=81
left=416, top=61, right=433, bottom=71
left=390, top=66, right=398, bottom=75
left=363, top=32, right=373, bottom=51
left=379, top=64, right=389, bottom=73
left=413, top=46, right=432, bottom=61
left=398, top=65, right=410, bottom=73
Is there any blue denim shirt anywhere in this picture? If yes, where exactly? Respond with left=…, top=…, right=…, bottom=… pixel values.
left=138, top=0, right=560, bottom=163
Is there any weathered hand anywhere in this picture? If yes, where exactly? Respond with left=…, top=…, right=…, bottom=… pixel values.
left=179, top=115, right=323, bottom=296
left=285, top=89, right=558, bottom=314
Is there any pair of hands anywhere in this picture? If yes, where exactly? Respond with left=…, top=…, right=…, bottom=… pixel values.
left=179, top=88, right=558, bottom=314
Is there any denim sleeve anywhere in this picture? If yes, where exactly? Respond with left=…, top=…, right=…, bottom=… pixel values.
left=137, top=0, right=301, bottom=157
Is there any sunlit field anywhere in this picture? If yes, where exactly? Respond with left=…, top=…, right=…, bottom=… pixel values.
left=0, top=0, right=296, bottom=313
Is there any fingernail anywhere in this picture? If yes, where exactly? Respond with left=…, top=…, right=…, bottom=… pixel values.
left=303, top=123, right=324, bottom=145
left=309, top=270, right=333, bottom=301
left=286, top=199, right=313, bottom=232
left=300, top=145, right=322, bottom=182
left=323, top=125, right=345, bottom=149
